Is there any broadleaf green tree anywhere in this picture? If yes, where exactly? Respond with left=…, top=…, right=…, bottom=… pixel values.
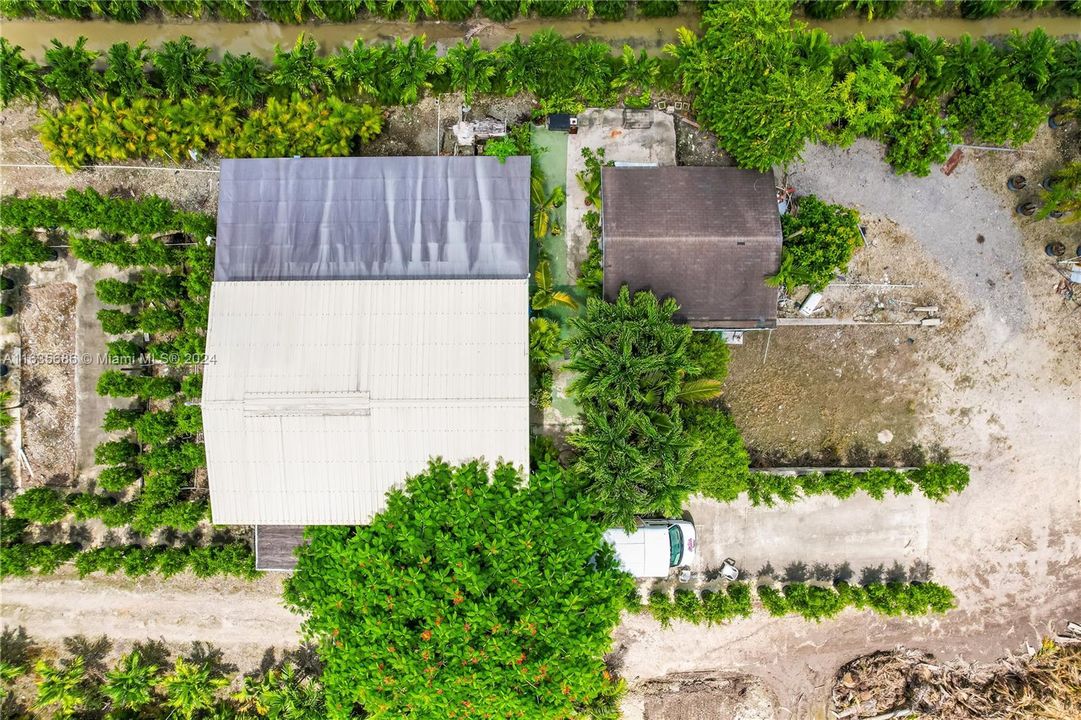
left=771, top=195, right=863, bottom=292
left=284, top=460, right=633, bottom=720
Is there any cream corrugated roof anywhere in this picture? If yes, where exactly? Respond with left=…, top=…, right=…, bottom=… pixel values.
left=203, top=279, right=529, bottom=525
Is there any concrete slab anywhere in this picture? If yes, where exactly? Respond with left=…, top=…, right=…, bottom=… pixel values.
left=564, top=109, right=676, bottom=281
left=686, top=491, right=931, bottom=579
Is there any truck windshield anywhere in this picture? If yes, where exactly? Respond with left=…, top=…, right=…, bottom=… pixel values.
left=668, top=525, right=684, bottom=566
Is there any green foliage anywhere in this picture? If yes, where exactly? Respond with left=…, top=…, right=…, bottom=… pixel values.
left=577, top=210, right=604, bottom=298
left=42, top=37, right=101, bottom=102
left=219, top=94, right=382, bottom=158
left=103, top=651, right=159, bottom=713
left=101, top=407, right=142, bottom=431
left=0, top=38, right=41, bottom=106
left=1035, top=162, right=1081, bottom=222
left=97, top=371, right=179, bottom=399
left=950, top=78, right=1044, bottom=146
left=134, top=410, right=178, bottom=446
left=174, top=404, right=203, bottom=435
left=33, top=656, right=90, bottom=718
left=1, top=189, right=210, bottom=239
left=0, top=229, right=54, bottom=264
left=757, top=581, right=956, bottom=620
left=908, top=462, right=970, bottom=500
left=568, top=287, right=700, bottom=528
left=94, top=439, right=139, bottom=465
left=772, top=195, right=863, bottom=292
left=746, top=463, right=969, bottom=506
left=136, top=306, right=183, bottom=333
left=180, top=373, right=203, bottom=399
left=97, top=308, right=138, bottom=335
left=884, top=102, right=960, bottom=177
left=153, top=35, right=218, bottom=99
left=669, top=3, right=836, bottom=171
left=284, top=460, right=633, bottom=720
left=828, top=52, right=903, bottom=146
left=96, top=465, right=141, bottom=493
left=684, top=405, right=750, bottom=502
left=160, top=657, right=229, bottom=720
left=218, top=51, right=269, bottom=107
left=638, top=0, right=679, bottom=17
left=646, top=584, right=752, bottom=627
left=94, top=278, right=137, bottom=305
left=270, top=34, right=333, bottom=97
left=104, top=41, right=155, bottom=99
left=11, top=487, right=68, bottom=524
left=445, top=39, right=496, bottom=103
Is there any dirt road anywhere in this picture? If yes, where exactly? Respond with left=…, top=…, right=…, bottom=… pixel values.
left=0, top=570, right=302, bottom=668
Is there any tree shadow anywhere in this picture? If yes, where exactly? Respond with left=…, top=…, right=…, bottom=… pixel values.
left=757, top=562, right=777, bottom=581
left=909, top=559, right=934, bottom=583
left=282, top=643, right=323, bottom=680
left=128, top=639, right=172, bottom=670
left=1, top=627, right=39, bottom=668
left=860, top=564, right=885, bottom=586
left=833, top=561, right=854, bottom=584
left=846, top=442, right=871, bottom=467
left=185, top=641, right=237, bottom=677
left=66, top=525, right=93, bottom=548
left=886, top=561, right=908, bottom=583
left=783, top=561, right=809, bottom=583
left=811, top=562, right=833, bottom=581
left=63, top=635, right=112, bottom=675
left=900, top=443, right=927, bottom=466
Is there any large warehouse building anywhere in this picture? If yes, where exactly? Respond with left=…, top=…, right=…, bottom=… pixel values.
left=202, top=157, right=531, bottom=556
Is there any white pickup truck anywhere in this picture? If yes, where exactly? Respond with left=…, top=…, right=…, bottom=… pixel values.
left=603, top=519, right=697, bottom=578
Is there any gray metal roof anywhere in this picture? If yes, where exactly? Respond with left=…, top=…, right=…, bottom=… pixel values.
left=601, top=166, right=782, bottom=329
left=215, top=156, right=531, bottom=281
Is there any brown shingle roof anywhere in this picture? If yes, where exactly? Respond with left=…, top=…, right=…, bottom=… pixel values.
left=601, top=166, right=782, bottom=329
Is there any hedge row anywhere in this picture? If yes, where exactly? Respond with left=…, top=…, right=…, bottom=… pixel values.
left=643, top=580, right=956, bottom=625
left=645, top=584, right=753, bottom=627
left=757, top=580, right=956, bottom=621
left=0, top=188, right=215, bottom=237
left=0, top=538, right=258, bottom=580
left=745, top=463, right=970, bottom=506
left=11, top=486, right=208, bottom=533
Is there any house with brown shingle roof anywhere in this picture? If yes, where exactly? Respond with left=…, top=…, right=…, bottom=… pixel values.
left=601, top=166, right=782, bottom=330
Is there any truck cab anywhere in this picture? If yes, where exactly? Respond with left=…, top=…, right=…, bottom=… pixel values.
left=603, top=519, right=697, bottom=578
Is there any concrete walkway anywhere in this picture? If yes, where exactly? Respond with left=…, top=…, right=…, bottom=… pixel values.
left=73, top=263, right=130, bottom=477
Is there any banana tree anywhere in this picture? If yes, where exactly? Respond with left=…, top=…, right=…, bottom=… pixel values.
left=531, top=176, right=565, bottom=239
left=33, top=658, right=90, bottom=719
left=531, top=259, right=577, bottom=311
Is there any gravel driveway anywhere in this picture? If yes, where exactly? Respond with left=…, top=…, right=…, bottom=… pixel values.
left=786, top=139, right=1028, bottom=331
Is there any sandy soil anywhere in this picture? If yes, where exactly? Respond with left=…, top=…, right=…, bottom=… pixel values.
left=0, top=568, right=302, bottom=670
left=615, top=127, right=1081, bottom=717
left=15, top=282, right=77, bottom=487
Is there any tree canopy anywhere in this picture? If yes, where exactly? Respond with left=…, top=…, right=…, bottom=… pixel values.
left=284, top=460, right=633, bottom=720
left=772, top=195, right=864, bottom=292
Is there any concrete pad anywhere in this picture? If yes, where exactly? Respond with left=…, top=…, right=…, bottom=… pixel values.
left=564, top=109, right=676, bottom=281
left=686, top=490, right=931, bottom=578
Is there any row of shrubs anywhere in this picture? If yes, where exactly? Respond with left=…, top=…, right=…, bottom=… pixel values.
left=0, top=538, right=257, bottom=580
left=644, top=580, right=956, bottom=625
left=745, top=463, right=971, bottom=506
left=11, top=485, right=208, bottom=533
left=0, top=188, right=215, bottom=238
left=0, top=0, right=683, bottom=23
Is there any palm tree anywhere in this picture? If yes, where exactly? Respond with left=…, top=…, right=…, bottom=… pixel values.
left=445, top=40, right=496, bottom=103
left=269, top=35, right=334, bottom=98
left=218, top=52, right=268, bottom=107
left=159, top=658, right=228, bottom=720
left=676, top=378, right=723, bottom=403
left=103, top=651, right=159, bottom=713
left=531, top=177, right=565, bottom=239
left=329, top=40, right=378, bottom=100
left=33, top=658, right=90, bottom=719
left=530, top=260, right=577, bottom=312
left=152, top=36, right=218, bottom=100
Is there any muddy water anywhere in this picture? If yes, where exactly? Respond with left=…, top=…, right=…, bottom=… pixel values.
left=0, top=10, right=1077, bottom=60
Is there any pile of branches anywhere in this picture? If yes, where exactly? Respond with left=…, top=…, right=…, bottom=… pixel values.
left=831, top=639, right=1081, bottom=719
